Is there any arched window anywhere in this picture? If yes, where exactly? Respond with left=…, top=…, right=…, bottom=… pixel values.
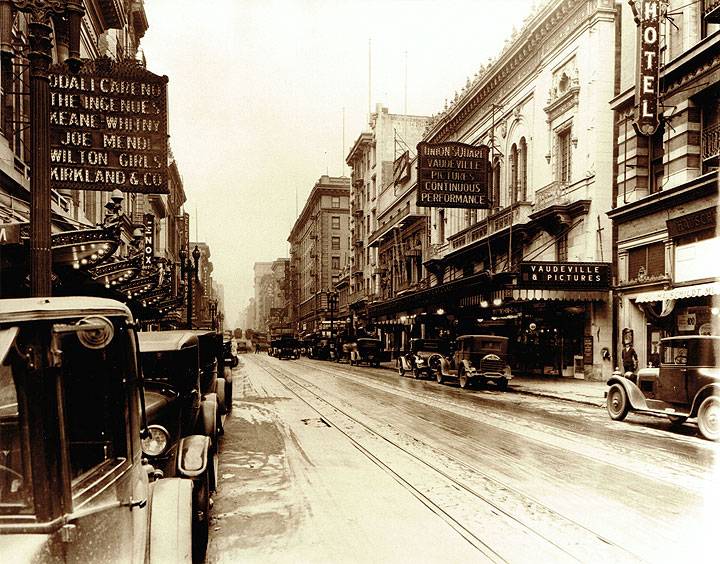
left=509, top=144, right=518, bottom=204
left=519, top=137, right=527, bottom=201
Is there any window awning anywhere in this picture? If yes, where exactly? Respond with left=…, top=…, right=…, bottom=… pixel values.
left=634, top=281, right=720, bottom=303
left=506, top=289, right=609, bottom=302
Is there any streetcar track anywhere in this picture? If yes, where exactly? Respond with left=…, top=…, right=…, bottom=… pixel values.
left=297, top=358, right=713, bottom=494
left=254, top=356, right=643, bottom=563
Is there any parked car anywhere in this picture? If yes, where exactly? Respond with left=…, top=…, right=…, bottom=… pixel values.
left=277, top=336, right=300, bottom=359
left=398, top=338, right=448, bottom=379
left=138, top=330, right=218, bottom=559
left=223, top=336, right=239, bottom=368
left=190, top=330, right=228, bottom=434
left=606, top=335, right=720, bottom=441
left=436, top=335, right=512, bottom=390
left=310, top=337, right=333, bottom=360
left=350, top=337, right=384, bottom=367
left=0, top=297, right=195, bottom=562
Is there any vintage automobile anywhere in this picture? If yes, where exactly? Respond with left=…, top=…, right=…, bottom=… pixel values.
left=606, top=335, right=720, bottom=441
left=335, top=334, right=356, bottom=364
left=398, top=338, right=448, bottom=379
left=310, top=336, right=333, bottom=360
left=191, top=330, right=228, bottom=434
left=350, top=337, right=384, bottom=367
left=0, top=297, right=196, bottom=562
left=436, top=335, right=512, bottom=390
left=276, top=336, right=300, bottom=360
left=138, top=331, right=219, bottom=556
left=223, top=336, right=239, bottom=368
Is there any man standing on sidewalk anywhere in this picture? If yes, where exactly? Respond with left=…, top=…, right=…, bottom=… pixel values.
left=622, top=342, right=638, bottom=374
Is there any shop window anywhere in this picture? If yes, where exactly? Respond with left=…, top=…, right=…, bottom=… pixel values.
left=649, top=120, right=665, bottom=193
left=331, top=256, right=340, bottom=270
left=331, top=216, right=340, bottom=230
left=331, top=196, right=340, bottom=208
left=628, top=242, right=665, bottom=281
left=557, top=232, right=568, bottom=262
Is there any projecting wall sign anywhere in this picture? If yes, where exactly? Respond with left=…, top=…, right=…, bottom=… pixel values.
left=416, top=142, right=490, bottom=209
left=49, top=57, right=169, bottom=194
left=633, top=0, right=662, bottom=136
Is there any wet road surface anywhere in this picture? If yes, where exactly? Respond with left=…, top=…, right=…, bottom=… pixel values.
left=206, top=354, right=719, bottom=563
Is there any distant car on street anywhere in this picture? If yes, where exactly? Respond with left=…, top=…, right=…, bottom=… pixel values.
left=606, top=335, right=720, bottom=441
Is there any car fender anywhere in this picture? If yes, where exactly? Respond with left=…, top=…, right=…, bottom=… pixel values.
left=149, top=477, right=193, bottom=563
left=197, top=398, right=217, bottom=439
left=690, top=383, right=720, bottom=417
left=438, top=357, right=452, bottom=374
left=607, top=376, right=649, bottom=411
left=223, top=365, right=233, bottom=383
left=177, top=435, right=211, bottom=478
left=215, top=378, right=227, bottom=415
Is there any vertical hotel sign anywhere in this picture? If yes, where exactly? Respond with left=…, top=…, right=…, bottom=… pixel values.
left=49, top=57, right=169, bottom=193
left=633, top=0, right=661, bottom=136
left=416, top=142, right=490, bottom=209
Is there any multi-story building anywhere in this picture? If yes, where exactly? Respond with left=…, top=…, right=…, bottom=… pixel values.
left=367, top=0, right=618, bottom=380
left=253, top=262, right=273, bottom=330
left=345, top=104, right=431, bottom=330
left=288, top=175, right=350, bottom=337
left=607, top=1, right=720, bottom=368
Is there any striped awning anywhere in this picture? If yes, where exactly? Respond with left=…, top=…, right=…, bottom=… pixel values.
left=634, top=282, right=720, bottom=303
left=462, top=289, right=608, bottom=305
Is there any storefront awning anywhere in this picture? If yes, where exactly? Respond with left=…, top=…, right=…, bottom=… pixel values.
left=634, top=282, right=720, bottom=303
left=507, top=288, right=608, bottom=302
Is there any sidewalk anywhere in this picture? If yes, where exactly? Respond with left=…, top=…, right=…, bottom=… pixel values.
left=378, top=361, right=609, bottom=408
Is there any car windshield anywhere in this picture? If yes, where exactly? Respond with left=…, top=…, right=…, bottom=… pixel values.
left=0, top=326, right=33, bottom=515
left=463, top=338, right=505, bottom=353
left=141, top=347, right=198, bottom=385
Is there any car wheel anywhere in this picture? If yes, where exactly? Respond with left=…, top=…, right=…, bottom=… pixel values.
left=606, top=383, right=629, bottom=421
left=436, top=367, right=444, bottom=384
left=413, top=368, right=421, bottom=380
left=458, top=368, right=469, bottom=389
left=697, top=396, right=720, bottom=441
left=497, top=378, right=508, bottom=391
left=192, top=471, right=210, bottom=563
left=398, top=361, right=405, bottom=377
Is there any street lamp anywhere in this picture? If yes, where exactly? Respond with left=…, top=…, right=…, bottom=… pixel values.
left=0, top=0, right=85, bottom=296
left=179, top=245, right=200, bottom=329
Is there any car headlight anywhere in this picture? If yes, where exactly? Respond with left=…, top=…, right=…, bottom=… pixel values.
left=416, top=358, right=425, bottom=365
left=141, top=425, right=169, bottom=457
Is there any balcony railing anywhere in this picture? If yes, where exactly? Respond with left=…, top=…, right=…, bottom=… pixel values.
left=705, top=0, right=720, bottom=23
left=702, top=122, right=720, bottom=162
left=534, top=180, right=569, bottom=211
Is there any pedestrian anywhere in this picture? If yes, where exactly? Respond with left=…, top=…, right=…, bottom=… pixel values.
left=255, top=343, right=260, bottom=354
left=622, top=342, right=638, bottom=374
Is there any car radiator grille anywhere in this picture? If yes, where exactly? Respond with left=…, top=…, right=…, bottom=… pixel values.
left=480, top=358, right=505, bottom=373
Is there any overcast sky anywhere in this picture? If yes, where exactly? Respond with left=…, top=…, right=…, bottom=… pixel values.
left=141, top=0, right=539, bottom=328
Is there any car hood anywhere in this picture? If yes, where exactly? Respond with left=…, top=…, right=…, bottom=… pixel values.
left=144, top=389, right=176, bottom=422
left=0, top=533, right=56, bottom=562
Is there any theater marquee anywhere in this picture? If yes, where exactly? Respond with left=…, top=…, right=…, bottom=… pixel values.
left=49, top=57, right=169, bottom=194
left=520, top=262, right=611, bottom=289
left=416, top=142, right=490, bottom=209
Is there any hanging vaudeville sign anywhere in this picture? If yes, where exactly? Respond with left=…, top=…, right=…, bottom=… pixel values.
left=416, top=141, right=490, bottom=209
left=632, top=0, right=661, bottom=136
left=49, top=57, right=169, bottom=194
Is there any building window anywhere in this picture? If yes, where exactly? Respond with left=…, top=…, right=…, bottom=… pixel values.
left=557, top=232, right=568, bottom=262
left=701, top=93, right=719, bottom=174
left=557, top=127, right=572, bottom=184
left=649, top=120, right=665, bottom=193
left=628, top=242, right=665, bottom=281
left=331, top=216, right=340, bottom=229
left=492, top=158, right=501, bottom=209
left=519, top=137, right=527, bottom=201
left=331, top=236, right=340, bottom=250
left=331, top=256, right=340, bottom=270
left=331, top=196, right=340, bottom=208
left=510, top=143, right=518, bottom=203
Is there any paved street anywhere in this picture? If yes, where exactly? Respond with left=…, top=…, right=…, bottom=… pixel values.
left=207, top=355, right=719, bottom=563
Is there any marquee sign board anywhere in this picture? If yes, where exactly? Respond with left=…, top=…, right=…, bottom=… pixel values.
left=416, top=142, right=490, bottom=209
left=633, top=0, right=662, bottom=136
left=519, top=261, right=611, bottom=289
left=49, top=57, right=169, bottom=194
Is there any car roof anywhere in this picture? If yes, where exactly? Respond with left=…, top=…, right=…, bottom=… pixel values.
left=138, top=330, right=199, bottom=352
left=0, top=296, right=133, bottom=323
